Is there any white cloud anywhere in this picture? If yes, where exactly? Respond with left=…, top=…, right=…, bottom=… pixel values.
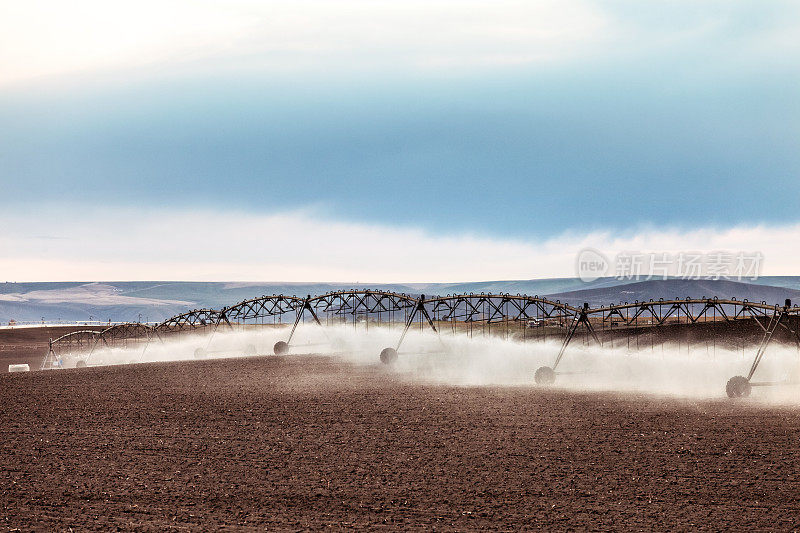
left=4, top=1, right=799, bottom=88
left=0, top=0, right=610, bottom=85
left=0, top=206, right=797, bottom=282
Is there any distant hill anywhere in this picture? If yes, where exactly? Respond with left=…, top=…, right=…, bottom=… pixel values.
left=749, top=276, right=800, bottom=291
left=544, top=279, right=800, bottom=308
left=0, top=279, right=627, bottom=323
left=2, top=277, right=799, bottom=324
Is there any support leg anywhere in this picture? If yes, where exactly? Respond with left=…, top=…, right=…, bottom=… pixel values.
left=286, top=305, right=305, bottom=345
left=552, top=315, right=582, bottom=371
left=139, top=329, right=162, bottom=361
left=304, top=302, right=333, bottom=343
left=381, top=297, right=430, bottom=364
left=40, top=340, right=55, bottom=370
left=391, top=305, right=419, bottom=351
left=746, top=311, right=783, bottom=381
left=274, top=300, right=306, bottom=355
left=727, top=303, right=790, bottom=398
left=418, top=304, right=451, bottom=353
left=536, top=303, right=598, bottom=385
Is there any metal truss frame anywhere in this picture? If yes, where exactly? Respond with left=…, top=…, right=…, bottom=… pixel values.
left=45, top=290, right=800, bottom=397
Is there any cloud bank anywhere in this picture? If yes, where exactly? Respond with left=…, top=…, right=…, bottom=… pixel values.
left=0, top=0, right=608, bottom=86
left=3, top=1, right=799, bottom=87
left=1, top=206, right=797, bottom=282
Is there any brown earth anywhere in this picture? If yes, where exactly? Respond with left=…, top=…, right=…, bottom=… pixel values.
left=1, top=355, right=800, bottom=531
left=0, top=326, right=96, bottom=370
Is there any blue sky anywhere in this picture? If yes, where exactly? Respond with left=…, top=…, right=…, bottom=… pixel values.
left=1, top=1, right=799, bottom=280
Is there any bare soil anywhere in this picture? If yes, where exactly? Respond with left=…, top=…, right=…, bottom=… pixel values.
left=0, top=326, right=95, bottom=370
left=1, top=355, right=800, bottom=530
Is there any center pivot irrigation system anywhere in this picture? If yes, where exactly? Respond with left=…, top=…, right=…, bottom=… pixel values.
left=43, top=290, right=800, bottom=398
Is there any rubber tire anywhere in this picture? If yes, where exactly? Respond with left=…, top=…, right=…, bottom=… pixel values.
left=75, top=360, right=87, bottom=368
left=273, top=341, right=289, bottom=356
left=726, top=376, right=752, bottom=398
left=194, top=347, right=207, bottom=359
left=380, top=347, right=398, bottom=365
left=534, top=366, right=556, bottom=385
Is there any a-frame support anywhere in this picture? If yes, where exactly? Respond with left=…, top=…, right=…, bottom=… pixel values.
left=40, top=339, right=57, bottom=370
left=137, top=325, right=165, bottom=361
left=287, top=296, right=325, bottom=344
left=274, top=296, right=326, bottom=355
left=380, top=294, right=442, bottom=364
left=395, top=295, right=439, bottom=351
left=552, top=303, right=600, bottom=371
left=536, top=303, right=599, bottom=384
left=727, top=298, right=796, bottom=398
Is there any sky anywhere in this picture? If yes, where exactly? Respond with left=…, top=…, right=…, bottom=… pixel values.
left=1, top=1, right=799, bottom=282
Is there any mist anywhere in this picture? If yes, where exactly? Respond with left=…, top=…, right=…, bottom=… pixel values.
left=71, top=323, right=800, bottom=402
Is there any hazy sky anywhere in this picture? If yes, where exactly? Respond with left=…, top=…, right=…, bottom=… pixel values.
left=1, top=1, right=799, bottom=281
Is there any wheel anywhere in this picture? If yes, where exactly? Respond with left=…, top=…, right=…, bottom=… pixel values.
left=194, top=347, right=207, bottom=359
left=380, top=347, right=398, bottom=365
left=243, top=344, right=257, bottom=356
left=75, top=360, right=87, bottom=368
left=273, top=341, right=289, bottom=356
left=534, top=366, right=556, bottom=385
left=726, top=376, right=752, bottom=398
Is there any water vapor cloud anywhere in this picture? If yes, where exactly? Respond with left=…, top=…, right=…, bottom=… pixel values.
left=1, top=206, right=798, bottom=282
